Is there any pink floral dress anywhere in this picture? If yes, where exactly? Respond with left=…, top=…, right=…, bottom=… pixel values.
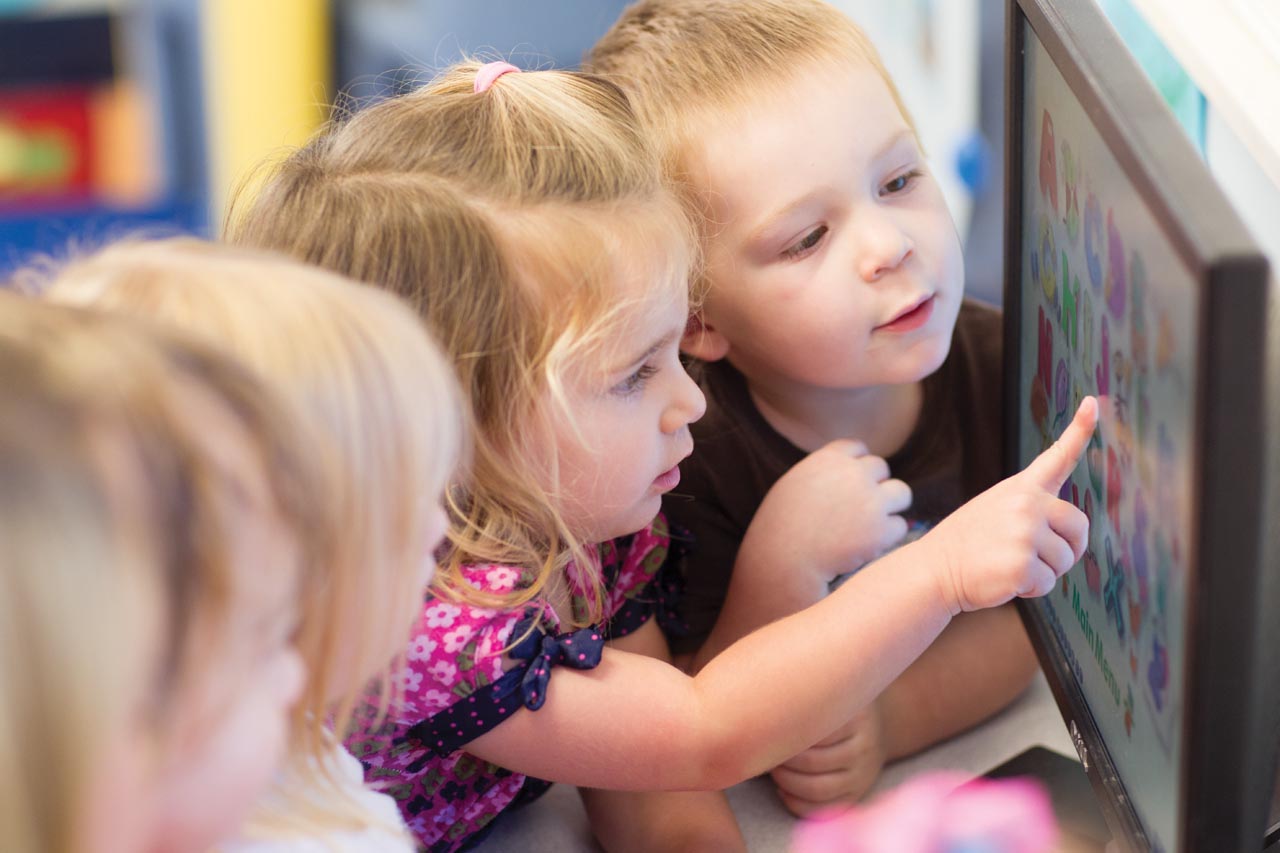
left=348, top=515, right=679, bottom=852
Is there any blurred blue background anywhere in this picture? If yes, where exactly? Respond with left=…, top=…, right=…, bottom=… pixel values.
left=0, top=0, right=1225, bottom=294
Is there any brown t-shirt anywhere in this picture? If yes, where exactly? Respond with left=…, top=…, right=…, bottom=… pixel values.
left=665, top=299, right=1005, bottom=654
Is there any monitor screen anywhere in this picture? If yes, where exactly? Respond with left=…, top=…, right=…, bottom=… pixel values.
left=1015, top=16, right=1193, bottom=850
left=1004, top=2, right=1275, bottom=851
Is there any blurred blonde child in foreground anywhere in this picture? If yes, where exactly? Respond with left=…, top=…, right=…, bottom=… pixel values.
left=43, top=238, right=465, bottom=851
left=0, top=294, right=314, bottom=853
left=589, top=0, right=1036, bottom=812
left=230, top=59, right=1094, bottom=852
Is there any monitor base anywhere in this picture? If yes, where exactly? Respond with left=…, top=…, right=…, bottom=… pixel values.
left=983, top=746, right=1113, bottom=852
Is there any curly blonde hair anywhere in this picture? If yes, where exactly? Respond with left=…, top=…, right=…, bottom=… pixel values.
left=231, top=61, right=698, bottom=626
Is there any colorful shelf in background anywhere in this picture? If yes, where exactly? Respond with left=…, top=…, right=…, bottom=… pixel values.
left=0, top=195, right=206, bottom=270
left=0, top=3, right=206, bottom=278
left=0, top=79, right=161, bottom=210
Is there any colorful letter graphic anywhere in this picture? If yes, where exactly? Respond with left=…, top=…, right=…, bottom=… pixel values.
left=1087, top=430, right=1104, bottom=503
left=1038, top=216, right=1057, bottom=305
left=1039, top=110, right=1059, bottom=214
left=1148, top=635, right=1168, bottom=711
left=1103, top=536, right=1127, bottom=641
left=1096, top=316, right=1110, bottom=397
left=1032, top=306, right=1054, bottom=435
left=1082, top=289, right=1095, bottom=367
left=1084, top=192, right=1104, bottom=291
left=1061, top=254, right=1079, bottom=351
left=1106, top=446, right=1123, bottom=531
left=1062, top=141, right=1081, bottom=244
left=1054, top=358, right=1070, bottom=430
left=1084, top=549, right=1102, bottom=600
left=1105, top=209, right=1127, bottom=320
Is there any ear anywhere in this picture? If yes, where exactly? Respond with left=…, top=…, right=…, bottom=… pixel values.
left=681, top=312, right=730, bottom=362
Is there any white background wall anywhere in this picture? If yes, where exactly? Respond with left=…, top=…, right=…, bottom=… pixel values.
left=827, top=0, right=982, bottom=237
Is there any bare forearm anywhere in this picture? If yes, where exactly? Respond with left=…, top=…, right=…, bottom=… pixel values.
left=878, top=604, right=1037, bottom=760
left=468, top=404, right=1095, bottom=791
left=470, top=539, right=955, bottom=790
left=688, top=540, right=954, bottom=782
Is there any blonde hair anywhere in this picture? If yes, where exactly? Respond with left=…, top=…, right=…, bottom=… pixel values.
left=0, top=293, right=317, bottom=853
left=230, top=61, right=697, bottom=625
left=0, top=356, right=157, bottom=853
left=38, top=238, right=465, bottom=840
left=586, top=0, right=918, bottom=180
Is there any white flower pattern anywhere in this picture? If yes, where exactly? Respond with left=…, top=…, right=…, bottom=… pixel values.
left=424, top=602, right=462, bottom=628
left=406, top=634, right=437, bottom=662
left=357, top=517, right=669, bottom=852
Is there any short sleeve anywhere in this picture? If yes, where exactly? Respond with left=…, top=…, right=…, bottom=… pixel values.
left=349, top=568, right=606, bottom=852
left=394, top=590, right=525, bottom=721
left=365, top=562, right=612, bottom=761
left=405, top=617, right=606, bottom=757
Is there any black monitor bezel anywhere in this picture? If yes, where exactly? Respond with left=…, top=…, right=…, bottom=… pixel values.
left=1003, top=1, right=1275, bottom=851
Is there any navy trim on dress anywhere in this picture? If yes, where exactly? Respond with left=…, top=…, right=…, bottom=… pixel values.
left=405, top=617, right=606, bottom=760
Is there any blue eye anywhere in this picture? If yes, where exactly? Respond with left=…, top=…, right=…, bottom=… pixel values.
left=881, top=169, right=922, bottom=197
left=613, top=364, right=658, bottom=396
left=782, top=225, right=829, bottom=260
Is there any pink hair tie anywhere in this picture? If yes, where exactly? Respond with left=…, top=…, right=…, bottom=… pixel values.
left=474, top=61, right=521, bottom=94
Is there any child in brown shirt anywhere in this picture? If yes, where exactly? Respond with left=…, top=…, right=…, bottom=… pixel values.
left=590, top=0, right=1037, bottom=813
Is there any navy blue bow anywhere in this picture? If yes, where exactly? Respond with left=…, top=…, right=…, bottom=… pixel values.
left=504, top=624, right=606, bottom=711
left=401, top=617, right=609, bottom=761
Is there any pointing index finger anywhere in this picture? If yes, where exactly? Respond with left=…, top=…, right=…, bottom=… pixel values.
left=1024, top=396, right=1099, bottom=493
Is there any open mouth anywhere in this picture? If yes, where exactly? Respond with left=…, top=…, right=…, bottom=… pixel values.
left=877, top=295, right=936, bottom=333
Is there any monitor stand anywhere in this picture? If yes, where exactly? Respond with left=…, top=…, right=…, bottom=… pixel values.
left=985, top=747, right=1280, bottom=851
left=983, top=746, right=1112, bottom=852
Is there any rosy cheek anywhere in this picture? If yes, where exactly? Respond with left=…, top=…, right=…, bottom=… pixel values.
left=275, top=648, right=306, bottom=709
left=81, top=728, right=160, bottom=853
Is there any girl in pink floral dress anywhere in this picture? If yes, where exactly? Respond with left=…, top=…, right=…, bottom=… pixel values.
left=235, top=60, right=1099, bottom=853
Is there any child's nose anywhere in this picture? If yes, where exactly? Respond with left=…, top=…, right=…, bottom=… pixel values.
left=661, top=369, right=706, bottom=434
left=856, top=214, right=914, bottom=283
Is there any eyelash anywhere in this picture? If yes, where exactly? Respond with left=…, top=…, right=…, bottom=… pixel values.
left=881, top=168, right=923, bottom=197
left=779, top=169, right=923, bottom=261
left=613, top=363, right=658, bottom=396
left=782, top=225, right=829, bottom=260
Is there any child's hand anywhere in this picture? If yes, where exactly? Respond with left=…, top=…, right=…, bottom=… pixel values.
left=753, top=440, right=912, bottom=581
left=770, top=699, right=887, bottom=817
left=922, top=397, right=1097, bottom=615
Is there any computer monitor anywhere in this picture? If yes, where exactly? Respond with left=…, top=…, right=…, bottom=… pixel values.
left=1003, top=1, right=1279, bottom=851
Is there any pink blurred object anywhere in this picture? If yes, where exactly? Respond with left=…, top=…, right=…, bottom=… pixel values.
left=791, top=771, right=1060, bottom=853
